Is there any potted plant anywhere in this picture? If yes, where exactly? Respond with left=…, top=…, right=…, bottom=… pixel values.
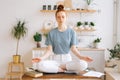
left=84, top=21, right=90, bottom=30
left=108, top=43, right=120, bottom=60
left=77, top=21, right=84, bottom=30
left=93, top=37, right=101, bottom=48
left=85, top=0, right=94, bottom=9
left=11, top=20, right=28, bottom=63
left=86, top=0, right=94, bottom=5
left=107, top=43, right=120, bottom=72
left=89, top=22, right=95, bottom=30
left=77, top=21, right=82, bottom=27
left=33, top=32, right=42, bottom=48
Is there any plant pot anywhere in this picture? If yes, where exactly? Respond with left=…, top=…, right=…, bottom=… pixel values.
left=37, top=42, right=41, bottom=48
left=90, top=26, right=95, bottom=30
left=79, top=26, right=84, bottom=30
left=84, top=25, right=90, bottom=30
left=13, top=55, right=21, bottom=63
left=93, top=43, right=99, bottom=48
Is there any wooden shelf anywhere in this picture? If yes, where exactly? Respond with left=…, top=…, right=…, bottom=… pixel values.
left=40, top=9, right=96, bottom=13
left=41, top=28, right=96, bottom=34
left=41, top=28, right=51, bottom=34
left=33, top=47, right=104, bottom=51
left=33, top=47, right=47, bottom=51
left=74, top=28, right=96, bottom=32
left=77, top=47, right=105, bottom=51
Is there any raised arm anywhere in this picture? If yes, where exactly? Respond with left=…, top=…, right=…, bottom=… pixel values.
left=71, top=45, right=93, bottom=62
left=32, top=45, right=53, bottom=63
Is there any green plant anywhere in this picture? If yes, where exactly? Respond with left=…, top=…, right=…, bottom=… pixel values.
left=108, top=43, right=120, bottom=60
left=33, top=32, right=42, bottom=48
left=33, top=32, right=42, bottom=42
left=90, top=22, right=95, bottom=26
left=84, top=21, right=88, bottom=25
left=77, top=21, right=83, bottom=27
left=11, top=20, right=28, bottom=55
left=86, top=0, right=94, bottom=5
left=93, top=38, right=101, bottom=43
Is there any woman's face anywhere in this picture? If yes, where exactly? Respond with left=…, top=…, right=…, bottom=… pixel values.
left=56, top=11, right=66, bottom=24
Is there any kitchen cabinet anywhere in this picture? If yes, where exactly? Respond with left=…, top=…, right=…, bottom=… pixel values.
left=40, top=9, right=96, bottom=13
left=71, top=48, right=105, bottom=73
left=105, top=68, right=120, bottom=80
left=32, top=47, right=105, bottom=73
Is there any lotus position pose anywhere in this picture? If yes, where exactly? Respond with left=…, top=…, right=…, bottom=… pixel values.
left=32, top=5, right=93, bottom=74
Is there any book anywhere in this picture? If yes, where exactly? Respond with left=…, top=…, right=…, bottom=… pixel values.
left=83, top=71, right=104, bottom=78
left=25, top=71, right=43, bottom=78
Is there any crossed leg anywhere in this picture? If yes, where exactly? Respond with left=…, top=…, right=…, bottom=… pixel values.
left=37, top=60, right=88, bottom=74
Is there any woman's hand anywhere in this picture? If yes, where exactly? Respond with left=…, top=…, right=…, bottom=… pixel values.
left=32, top=58, right=41, bottom=63
left=82, top=56, right=93, bottom=62
left=70, top=45, right=93, bottom=62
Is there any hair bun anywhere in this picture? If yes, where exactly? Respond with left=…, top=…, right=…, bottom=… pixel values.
left=57, top=5, right=64, bottom=11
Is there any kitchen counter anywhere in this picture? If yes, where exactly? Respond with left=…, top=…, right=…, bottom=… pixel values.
left=77, top=47, right=105, bottom=51
left=33, top=47, right=105, bottom=51
left=32, top=47, right=105, bottom=73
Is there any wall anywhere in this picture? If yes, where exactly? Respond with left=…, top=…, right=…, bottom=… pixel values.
left=0, top=0, right=114, bottom=78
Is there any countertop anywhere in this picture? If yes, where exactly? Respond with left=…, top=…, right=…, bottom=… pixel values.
left=77, top=47, right=105, bottom=51
left=33, top=47, right=105, bottom=51
left=105, top=67, right=120, bottom=80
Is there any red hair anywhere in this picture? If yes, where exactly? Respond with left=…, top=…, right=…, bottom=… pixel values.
left=55, top=5, right=66, bottom=17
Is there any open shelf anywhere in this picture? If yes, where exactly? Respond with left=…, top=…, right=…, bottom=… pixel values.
left=41, top=28, right=96, bottom=35
left=74, top=28, right=96, bottom=32
left=40, top=9, right=96, bottom=13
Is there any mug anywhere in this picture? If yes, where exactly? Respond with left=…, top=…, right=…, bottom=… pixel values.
left=48, top=5, right=51, bottom=10
left=43, top=5, right=46, bottom=10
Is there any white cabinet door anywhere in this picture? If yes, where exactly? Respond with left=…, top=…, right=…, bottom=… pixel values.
left=32, top=48, right=105, bottom=73
left=71, top=50, right=105, bottom=72
left=81, top=50, right=105, bottom=72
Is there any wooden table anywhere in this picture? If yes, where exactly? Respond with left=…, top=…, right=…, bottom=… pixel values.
left=22, top=73, right=102, bottom=80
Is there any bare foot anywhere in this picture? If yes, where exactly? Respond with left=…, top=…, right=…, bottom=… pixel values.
left=77, top=70, right=87, bottom=75
left=58, top=67, right=65, bottom=72
left=32, top=58, right=41, bottom=63
left=59, top=64, right=66, bottom=70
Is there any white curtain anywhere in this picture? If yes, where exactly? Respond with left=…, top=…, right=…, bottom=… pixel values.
left=117, top=0, right=120, bottom=42
left=113, top=0, right=120, bottom=44
left=115, top=0, right=120, bottom=42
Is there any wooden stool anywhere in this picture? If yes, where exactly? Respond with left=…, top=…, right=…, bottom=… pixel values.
left=5, top=62, right=24, bottom=80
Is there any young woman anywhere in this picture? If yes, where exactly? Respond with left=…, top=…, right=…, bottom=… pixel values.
left=32, top=5, right=93, bottom=74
